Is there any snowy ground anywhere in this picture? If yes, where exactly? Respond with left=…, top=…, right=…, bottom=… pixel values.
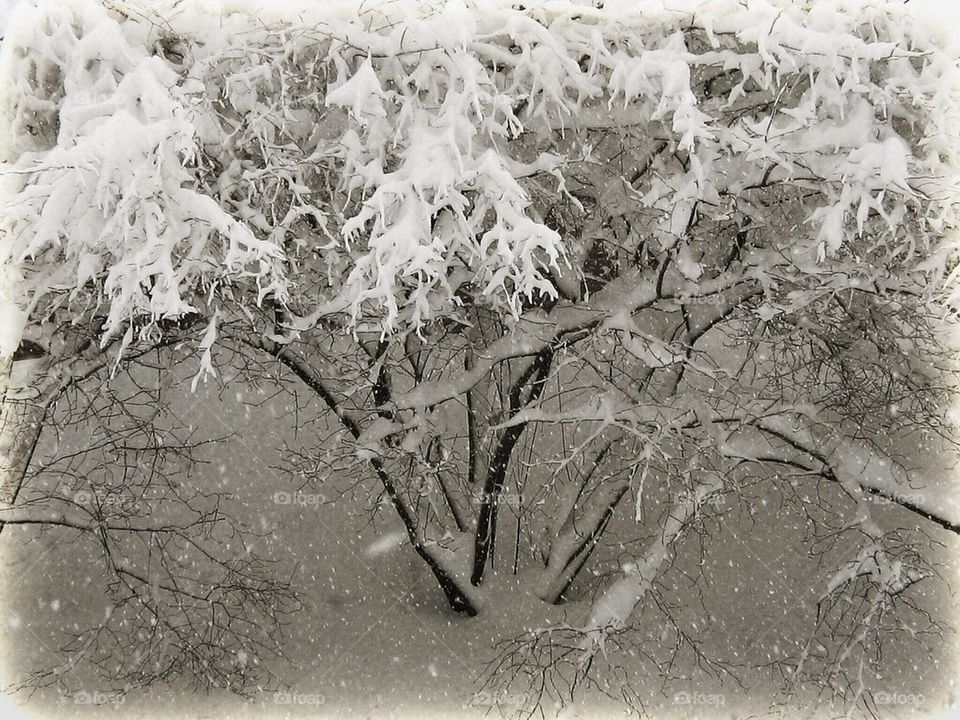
left=1, top=377, right=957, bottom=720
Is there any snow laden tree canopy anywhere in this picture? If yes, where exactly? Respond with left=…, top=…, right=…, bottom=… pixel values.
left=1, top=0, right=960, bottom=714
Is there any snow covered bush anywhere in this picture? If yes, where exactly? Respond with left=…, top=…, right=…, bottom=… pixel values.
left=1, top=0, right=959, bottom=714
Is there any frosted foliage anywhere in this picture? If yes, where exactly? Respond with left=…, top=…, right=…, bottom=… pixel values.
left=0, top=2, right=288, bottom=355
left=0, top=0, right=958, bottom=356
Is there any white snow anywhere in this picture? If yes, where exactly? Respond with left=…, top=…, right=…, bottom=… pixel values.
left=364, top=531, right=407, bottom=558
